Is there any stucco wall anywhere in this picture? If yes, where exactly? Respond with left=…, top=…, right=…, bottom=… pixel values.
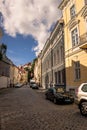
left=0, top=76, right=10, bottom=88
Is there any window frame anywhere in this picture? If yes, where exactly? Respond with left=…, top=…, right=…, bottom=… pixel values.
left=71, top=27, right=79, bottom=47
left=74, top=61, right=81, bottom=80
left=70, top=4, right=76, bottom=19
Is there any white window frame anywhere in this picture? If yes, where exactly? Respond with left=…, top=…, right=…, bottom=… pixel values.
left=71, top=27, right=79, bottom=47
left=74, top=61, right=81, bottom=80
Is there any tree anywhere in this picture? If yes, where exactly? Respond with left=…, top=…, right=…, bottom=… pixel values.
left=0, top=52, right=2, bottom=60
left=31, top=58, right=37, bottom=74
left=23, top=58, right=37, bottom=82
left=0, top=43, right=7, bottom=60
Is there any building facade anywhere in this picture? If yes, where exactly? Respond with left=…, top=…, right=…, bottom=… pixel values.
left=13, top=65, right=19, bottom=85
left=34, top=54, right=42, bottom=87
left=41, top=19, right=65, bottom=89
left=18, top=66, right=28, bottom=84
left=0, top=56, right=14, bottom=88
left=41, top=38, right=52, bottom=89
left=59, top=0, right=87, bottom=90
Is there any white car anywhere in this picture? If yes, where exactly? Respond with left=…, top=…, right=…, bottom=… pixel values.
left=75, top=83, right=87, bottom=116
left=15, top=83, right=23, bottom=88
left=31, top=83, right=39, bottom=89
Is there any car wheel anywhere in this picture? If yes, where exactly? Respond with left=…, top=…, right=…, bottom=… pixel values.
left=53, top=98, right=57, bottom=104
left=80, top=101, right=87, bottom=116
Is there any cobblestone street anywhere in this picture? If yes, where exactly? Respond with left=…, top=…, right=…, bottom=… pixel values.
left=0, top=86, right=87, bottom=130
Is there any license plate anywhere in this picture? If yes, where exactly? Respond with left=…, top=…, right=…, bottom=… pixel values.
left=65, top=99, right=70, bottom=102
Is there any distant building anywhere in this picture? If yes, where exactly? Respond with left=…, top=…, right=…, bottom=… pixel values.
left=18, top=65, right=28, bottom=84
left=23, top=62, right=32, bottom=70
left=13, top=65, right=19, bottom=85
left=41, top=19, right=65, bottom=89
left=0, top=56, right=14, bottom=88
left=34, top=54, right=42, bottom=87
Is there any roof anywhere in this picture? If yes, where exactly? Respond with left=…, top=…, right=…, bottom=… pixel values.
left=2, top=56, right=13, bottom=65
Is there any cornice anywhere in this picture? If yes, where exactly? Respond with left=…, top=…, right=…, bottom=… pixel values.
left=52, top=63, right=65, bottom=70
left=58, top=0, right=70, bottom=10
left=41, top=38, right=50, bottom=57
left=50, top=19, right=64, bottom=40
left=65, top=47, right=82, bottom=58
left=68, top=17, right=80, bottom=30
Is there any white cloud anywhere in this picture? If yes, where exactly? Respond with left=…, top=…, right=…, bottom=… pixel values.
left=0, top=0, right=62, bottom=56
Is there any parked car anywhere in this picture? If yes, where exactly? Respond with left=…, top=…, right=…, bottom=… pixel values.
left=14, top=83, right=23, bottom=88
left=30, top=80, right=35, bottom=88
left=45, top=87, right=74, bottom=104
left=31, top=83, right=39, bottom=89
left=75, top=83, right=87, bottom=116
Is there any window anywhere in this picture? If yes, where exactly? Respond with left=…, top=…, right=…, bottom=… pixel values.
left=60, top=46, right=64, bottom=62
left=57, top=49, right=59, bottom=63
left=58, top=71, right=61, bottom=84
left=71, top=28, right=79, bottom=47
left=55, top=72, right=57, bottom=84
left=54, top=53, right=56, bottom=65
left=82, top=84, right=87, bottom=92
left=55, top=70, right=65, bottom=85
left=70, top=5, right=76, bottom=19
left=74, top=61, right=80, bottom=80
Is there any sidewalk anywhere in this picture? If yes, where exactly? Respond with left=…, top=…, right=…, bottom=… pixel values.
left=37, top=87, right=47, bottom=93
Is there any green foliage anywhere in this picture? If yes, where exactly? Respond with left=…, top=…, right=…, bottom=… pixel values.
left=24, top=67, right=33, bottom=82
left=31, top=58, right=37, bottom=73
left=28, top=69, right=32, bottom=82
left=1, top=43, right=7, bottom=55
left=24, top=58, right=37, bottom=82
left=24, top=67, right=29, bottom=71
left=0, top=52, right=2, bottom=60
left=0, top=43, right=7, bottom=60
left=23, top=58, right=37, bottom=82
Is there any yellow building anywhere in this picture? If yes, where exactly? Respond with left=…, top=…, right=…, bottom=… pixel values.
left=13, top=65, right=19, bottom=85
left=59, top=0, right=87, bottom=90
left=34, top=54, right=42, bottom=87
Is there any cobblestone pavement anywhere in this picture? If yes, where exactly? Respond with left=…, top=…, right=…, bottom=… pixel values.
left=0, top=85, right=87, bottom=130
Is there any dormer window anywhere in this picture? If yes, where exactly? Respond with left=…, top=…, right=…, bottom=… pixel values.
left=70, top=5, right=76, bottom=19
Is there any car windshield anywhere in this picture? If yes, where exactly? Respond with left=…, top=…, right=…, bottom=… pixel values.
left=55, top=87, right=64, bottom=93
left=30, top=82, right=35, bottom=84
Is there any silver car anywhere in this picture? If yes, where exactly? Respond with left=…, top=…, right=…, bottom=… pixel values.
left=75, top=83, right=87, bottom=116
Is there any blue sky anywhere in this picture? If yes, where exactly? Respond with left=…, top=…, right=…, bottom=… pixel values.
left=1, top=32, right=36, bottom=66
left=0, top=0, right=61, bottom=66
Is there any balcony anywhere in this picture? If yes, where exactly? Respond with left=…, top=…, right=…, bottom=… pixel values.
left=79, top=33, right=87, bottom=49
